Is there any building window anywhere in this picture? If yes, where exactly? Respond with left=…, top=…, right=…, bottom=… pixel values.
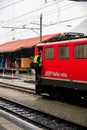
left=58, top=46, right=69, bottom=59
left=74, top=44, right=87, bottom=58
left=45, top=47, right=54, bottom=59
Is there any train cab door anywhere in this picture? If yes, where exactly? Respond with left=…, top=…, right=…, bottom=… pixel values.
left=37, top=46, right=43, bottom=76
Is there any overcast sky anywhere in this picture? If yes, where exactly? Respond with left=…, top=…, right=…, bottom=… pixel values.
left=0, top=0, right=87, bottom=44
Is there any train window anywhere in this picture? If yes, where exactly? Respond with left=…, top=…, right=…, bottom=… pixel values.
left=45, top=47, right=54, bottom=59
left=74, top=44, right=87, bottom=58
left=58, top=46, right=69, bottom=59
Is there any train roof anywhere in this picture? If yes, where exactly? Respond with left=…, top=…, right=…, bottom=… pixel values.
left=36, top=32, right=87, bottom=46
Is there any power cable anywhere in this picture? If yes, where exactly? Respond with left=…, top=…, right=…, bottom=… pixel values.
left=2, top=0, right=84, bottom=25
left=0, top=0, right=65, bottom=24
left=0, top=0, right=24, bottom=10
left=1, top=0, right=87, bottom=40
left=49, top=15, right=87, bottom=26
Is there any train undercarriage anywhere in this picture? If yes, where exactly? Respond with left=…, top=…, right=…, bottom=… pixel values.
left=36, top=78, right=87, bottom=99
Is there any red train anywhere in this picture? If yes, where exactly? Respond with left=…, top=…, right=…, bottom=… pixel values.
left=35, top=33, right=87, bottom=98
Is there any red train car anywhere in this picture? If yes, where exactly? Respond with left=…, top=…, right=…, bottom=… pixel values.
left=35, top=33, right=87, bottom=97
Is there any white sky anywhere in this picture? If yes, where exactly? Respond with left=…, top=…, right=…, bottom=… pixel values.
left=0, top=0, right=87, bottom=44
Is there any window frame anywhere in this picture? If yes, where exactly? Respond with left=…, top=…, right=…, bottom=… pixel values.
left=58, top=45, right=70, bottom=59
left=74, top=44, right=87, bottom=59
left=45, top=46, right=54, bottom=60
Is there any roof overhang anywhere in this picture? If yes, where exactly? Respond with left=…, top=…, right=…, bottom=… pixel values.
left=0, top=33, right=61, bottom=53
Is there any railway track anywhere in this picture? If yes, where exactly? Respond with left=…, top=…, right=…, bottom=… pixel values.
left=0, top=73, right=35, bottom=83
left=0, top=81, right=86, bottom=108
left=0, top=82, right=35, bottom=94
left=0, top=97, right=86, bottom=130
left=0, top=80, right=87, bottom=128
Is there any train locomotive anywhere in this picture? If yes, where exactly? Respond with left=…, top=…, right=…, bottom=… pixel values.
left=34, top=32, right=87, bottom=98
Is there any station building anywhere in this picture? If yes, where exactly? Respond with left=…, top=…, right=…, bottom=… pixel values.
left=0, top=33, right=61, bottom=74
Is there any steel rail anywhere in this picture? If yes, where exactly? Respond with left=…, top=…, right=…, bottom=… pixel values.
left=0, top=97, right=86, bottom=130
left=0, top=82, right=35, bottom=94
